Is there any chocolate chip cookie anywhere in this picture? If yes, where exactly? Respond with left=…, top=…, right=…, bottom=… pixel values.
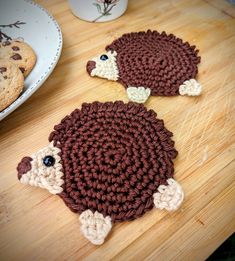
left=0, top=40, right=36, bottom=77
left=0, top=60, right=24, bottom=111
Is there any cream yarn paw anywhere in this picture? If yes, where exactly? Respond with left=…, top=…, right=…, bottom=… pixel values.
left=127, top=87, right=151, bottom=103
left=153, top=178, right=184, bottom=211
left=79, top=210, right=112, bottom=245
left=179, top=79, right=202, bottom=96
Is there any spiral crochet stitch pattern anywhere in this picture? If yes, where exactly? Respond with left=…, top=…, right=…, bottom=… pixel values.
left=87, top=30, right=202, bottom=103
left=17, top=101, right=184, bottom=245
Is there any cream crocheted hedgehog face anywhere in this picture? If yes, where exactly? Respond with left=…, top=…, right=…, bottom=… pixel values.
left=87, top=50, right=119, bottom=81
left=17, top=143, right=64, bottom=194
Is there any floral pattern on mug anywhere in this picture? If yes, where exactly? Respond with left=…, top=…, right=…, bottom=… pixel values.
left=92, top=0, right=120, bottom=22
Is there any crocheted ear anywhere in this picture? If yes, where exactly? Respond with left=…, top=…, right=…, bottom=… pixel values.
left=107, top=50, right=117, bottom=56
left=79, top=210, right=112, bottom=245
left=153, top=178, right=184, bottom=211
left=126, top=87, right=151, bottom=103
left=179, top=79, right=202, bottom=96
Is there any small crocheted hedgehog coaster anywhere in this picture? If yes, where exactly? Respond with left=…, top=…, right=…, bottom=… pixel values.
left=87, top=30, right=202, bottom=103
left=17, top=101, right=184, bottom=245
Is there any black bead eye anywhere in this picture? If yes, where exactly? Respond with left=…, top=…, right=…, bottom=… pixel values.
left=100, top=54, right=108, bottom=61
left=43, top=155, right=55, bottom=167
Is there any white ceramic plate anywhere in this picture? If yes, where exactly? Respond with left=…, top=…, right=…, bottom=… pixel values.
left=0, top=0, right=63, bottom=120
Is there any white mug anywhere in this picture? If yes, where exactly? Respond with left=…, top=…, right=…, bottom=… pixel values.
left=68, top=0, right=128, bottom=23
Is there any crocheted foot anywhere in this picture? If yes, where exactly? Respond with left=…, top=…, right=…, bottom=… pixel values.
left=153, top=178, right=184, bottom=211
left=79, top=210, right=112, bottom=245
left=179, top=79, right=202, bottom=96
left=126, top=87, right=151, bottom=103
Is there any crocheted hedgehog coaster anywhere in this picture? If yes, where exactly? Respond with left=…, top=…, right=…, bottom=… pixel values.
left=87, top=30, right=202, bottom=103
left=17, top=101, right=184, bottom=245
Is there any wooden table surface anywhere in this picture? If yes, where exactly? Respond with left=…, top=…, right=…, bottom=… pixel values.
left=0, top=0, right=235, bottom=260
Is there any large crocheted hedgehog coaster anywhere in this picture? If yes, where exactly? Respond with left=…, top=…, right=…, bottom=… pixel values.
left=87, top=30, right=202, bottom=103
left=17, top=101, right=184, bottom=245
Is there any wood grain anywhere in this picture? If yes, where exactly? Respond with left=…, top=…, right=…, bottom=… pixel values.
left=0, top=0, right=235, bottom=260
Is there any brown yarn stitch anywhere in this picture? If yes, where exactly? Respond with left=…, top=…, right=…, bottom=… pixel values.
left=49, top=101, right=178, bottom=222
left=106, top=30, right=201, bottom=96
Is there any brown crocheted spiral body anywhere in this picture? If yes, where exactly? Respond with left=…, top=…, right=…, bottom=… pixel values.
left=106, top=30, right=201, bottom=96
left=49, top=101, right=178, bottom=222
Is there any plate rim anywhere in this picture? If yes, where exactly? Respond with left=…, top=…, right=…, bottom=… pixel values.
left=0, top=0, right=63, bottom=121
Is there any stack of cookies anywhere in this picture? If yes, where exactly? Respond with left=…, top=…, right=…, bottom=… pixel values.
left=0, top=40, right=36, bottom=111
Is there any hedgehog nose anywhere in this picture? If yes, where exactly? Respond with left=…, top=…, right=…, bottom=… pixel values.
left=87, top=61, right=96, bottom=75
left=17, top=156, right=32, bottom=180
